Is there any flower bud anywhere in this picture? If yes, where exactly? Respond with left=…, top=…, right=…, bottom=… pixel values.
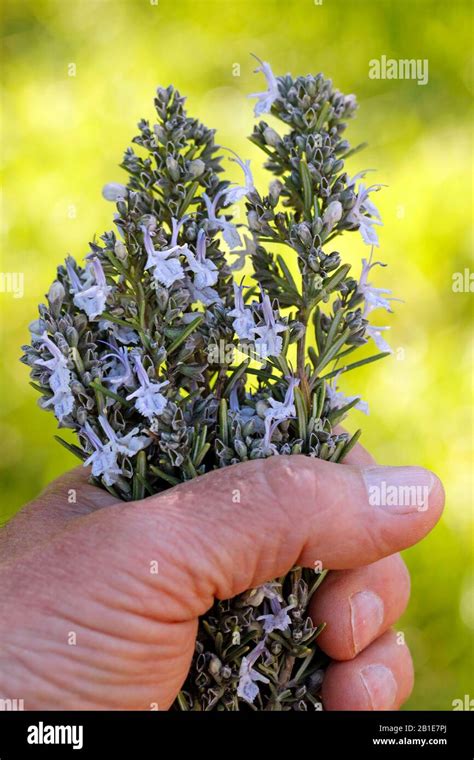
left=166, top=156, right=180, bottom=181
left=297, top=222, right=313, bottom=246
left=242, top=418, right=256, bottom=437
left=208, top=656, right=222, bottom=676
left=29, top=318, right=46, bottom=338
left=247, top=210, right=260, bottom=231
left=76, top=407, right=88, bottom=425
left=48, top=280, right=65, bottom=305
left=155, top=286, right=169, bottom=313
left=114, top=240, right=128, bottom=262
left=344, top=93, right=357, bottom=111
left=322, top=201, right=343, bottom=231
left=188, top=159, right=205, bottom=178
left=269, top=179, right=283, bottom=203
left=289, top=321, right=306, bottom=343
left=153, top=124, right=166, bottom=143
left=263, top=126, right=281, bottom=147
left=102, top=183, right=127, bottom=202
left=65, top=326, right=79, bottom=347
left=314, top=218, right=323, bottom=235
left=233, top=439, right=248, bottom=459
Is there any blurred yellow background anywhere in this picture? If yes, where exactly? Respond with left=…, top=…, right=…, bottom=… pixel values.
left=1, top=0, right=472, bottom=710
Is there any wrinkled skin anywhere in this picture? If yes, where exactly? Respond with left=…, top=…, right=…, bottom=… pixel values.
left=0, top=441, right=444, bottom=710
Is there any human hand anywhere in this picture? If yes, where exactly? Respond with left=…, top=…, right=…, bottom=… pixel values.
left=0, top=443, right=444, bottom=710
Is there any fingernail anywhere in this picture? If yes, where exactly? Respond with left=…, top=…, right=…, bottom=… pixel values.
left=360, top=664, right=398, bottom=710
left=350, top=590, right=384, bottom=655
left=363, top=466, right=435, bottom=514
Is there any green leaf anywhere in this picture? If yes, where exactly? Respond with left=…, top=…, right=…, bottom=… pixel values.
left=30, top=381, right=51, bottom=396
left=248, top=134, right=274, bottom=158
left=308, top=568, right=328, bottom=598
left=329, top=438, right=348, bottom=462
left=101, top=311, right=139, bottom=329
left=339, top=428, right=362, bottom=461
left=313, top=307, right=324, bottom=354
left=219, top=398, right=228, bottom=446
left=320, top=351, right=390, bottom=380
left=277, top=254, right=299, bottom=295
left=149, top=465, right=180, bottom=486
left=54, top=436, right=87, bottom=461
left=223, top=360, right=249, bottom=398
left=299, top=160, right=313, bottom=220
left=315, top=102, right=330, bottom=129
left=270, top=354, right=291, bottom=378
left=312, top=264, right=351, bottom=307
left=324, top=308, right=344, bottom=351
left=310, top=327, right=351, bottom=380
left=315, top=381, right=326, bottom=419
left=167, top=315, right=204, bottom=355
left=327, top=396, right=362, bottom=425
left=294, top=386, right=307, bottom=441
left=194, top=442, right=211, bottom=468
left=89, top=381, right=131, bottom=407
left=132, top=450, right=147, bottom=500
left=176, top=692, right=190, bottom=711
left=178, top=180, right=199, bottom=216
left=341, top=141, right=368, bottom=160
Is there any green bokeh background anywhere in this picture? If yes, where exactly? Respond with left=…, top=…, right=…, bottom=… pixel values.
left=1, top=0, right=472, bottom=710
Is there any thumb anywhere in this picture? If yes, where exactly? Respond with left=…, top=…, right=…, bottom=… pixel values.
left=60, top=455, right=444, bottom=619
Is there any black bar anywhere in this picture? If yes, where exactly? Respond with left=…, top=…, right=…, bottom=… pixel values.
left=0, top=710, right=472, bottom=757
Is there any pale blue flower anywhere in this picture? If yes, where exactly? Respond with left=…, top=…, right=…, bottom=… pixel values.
left=83, top=414, right=150, bottom=486
left=29, top=318, right=47, bottom=343
left=188, top=280, right=222, bottom=306
left=237, top=640, right=270, bottom=704
left=249, top=57, right=280, bottom=116
left=82, top=423, right=122, bottom=486
left=358, top=254, right=398, bottom=315
left=66, top=258, right=94, bottom=294
left=99, top=414, right=150, bottom=456
left=202, top=190, right=242, bottom=250
left=142, top=219, right=187, bottom=287
left=346, top=170, right=375, bottom=187
left=265, top=376, right=299, bottom=421
left=258, top=597, right=295, bottom=634
left=223, top=150, right=255, bottom=204
left=228, top=234, right=256, bottom=271
left=243, top=581, right=282, bottom=606
left=70, top=258, right=112, bottom=320
left=365, top=324, right=393, bottom=353
left=347, top=183, right=383, bottom=246
left=259, top=376, right=299, bottom=454
left=326, top=374, right=369, bottom=415
left=126, top=355, right=169, bottom=421
left=101, top=343, right=134, bottom=390
left=35, top=333, right=74, bottom=422
left=185, top=229, right=218, bottom=289
left=228, top=282, right=256, bottom=340
left=254, top=292, right=287, bottom=359
left=99, top=320, right=140, bottom=345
